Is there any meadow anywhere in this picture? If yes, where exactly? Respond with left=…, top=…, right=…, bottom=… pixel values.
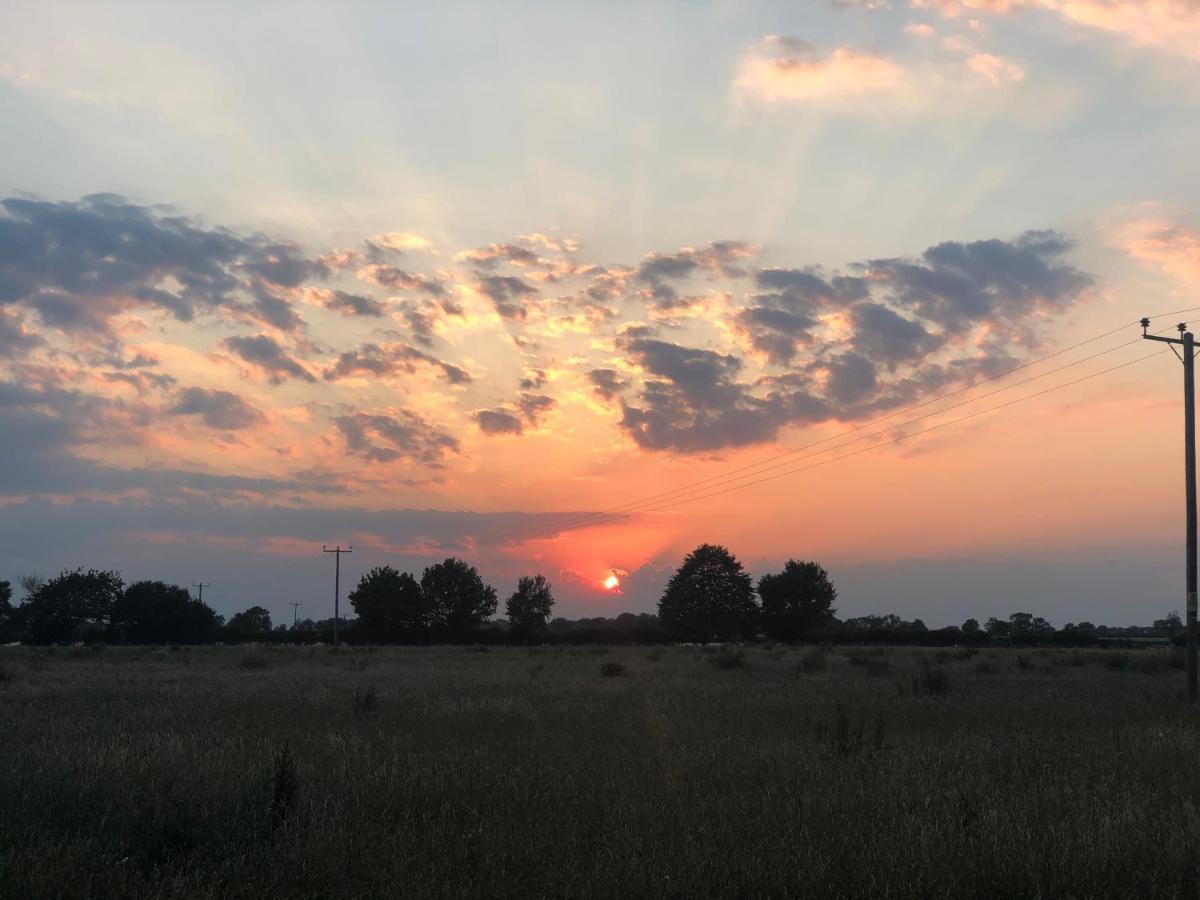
left=1, top=643, right=1198, bottom=899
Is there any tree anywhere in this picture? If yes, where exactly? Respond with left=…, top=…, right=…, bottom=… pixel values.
left=961, top=618, right=981, bottom=636
left=1009, top=611, right=1052, bottom=636
left=227, top=605, right=272, bottom=636
left=658, top=544, right=759, bottom=642
left=1154, top=611, right=1184, bottom=633
left=349, top=566, right=431, bottom=642
left=506, top=575, right=555, bottom=638
left=421, top=558, right=497, bottom=638
left=19, top=569, right=124, bottom=643
left=110, top=580, right=223, bottom=644
left=757, top=560, right=836, bottom=641
left=985, top=617, right=1011, bottom=637
left=0, top=580, right=12, bottom=639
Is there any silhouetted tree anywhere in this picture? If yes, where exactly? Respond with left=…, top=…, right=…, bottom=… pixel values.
left=506, top=574, right=555, bottom=638
left=421, top=558, right=497, bottom=639
left=658, top=544, right=758, bottom=642
left=349, top=566, right=431, bottom=642
left=985, top=617, right=1011, bottom=637
left=19, top=568, right=124, bottom=643
left=1154, top=611, right=1184, bottom=633
left=1009, top=611, right=1052, bottom=636
left=110, top=580, right=223, bottom=644
left=961, top=618, right=981, bottom=635
left=757, top=560, right=836, bottom=641
left=0, top=580, right=12, bottom=639
left=227, top=605, right=272, bottom=636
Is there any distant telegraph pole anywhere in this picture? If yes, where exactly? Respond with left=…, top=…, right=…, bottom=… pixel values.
left=1142, top=318, right=1198, bottom=702
left=192, top=582, right=211, bottom=605
left=322, top=545, right=352, bottom=648
left=290, top=601, right=302, bottom=628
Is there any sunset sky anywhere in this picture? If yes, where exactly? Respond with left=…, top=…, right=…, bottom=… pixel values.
left=3, top=0, right=1200, bottom=626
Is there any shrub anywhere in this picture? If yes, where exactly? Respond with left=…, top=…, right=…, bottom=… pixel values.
left=270, top=743, right=298, bottom=823
left=599, top=661, right=627, bottom=677
left=798, top=649, right=829, bottom=673
left=711, top=648, right=747, bottom=670
left=1104, top=652, right=1131, bottom=671
left=238, top=653, right=269, bottom=671
left=974, top=658, right=998, bottom=675
left=353, top=682, right=378, bottom=716
left=914, top=665, right=951, bottom=697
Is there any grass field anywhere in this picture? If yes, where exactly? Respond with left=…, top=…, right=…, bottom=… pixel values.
left=2, top=643, right=1199, bottom=899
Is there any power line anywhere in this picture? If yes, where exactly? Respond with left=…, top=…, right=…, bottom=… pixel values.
left=502, top=313, right=1194, bottom=546
left=632, top=349, right=1165, bottom=515
left=505, top=330, right=1170, bottom=545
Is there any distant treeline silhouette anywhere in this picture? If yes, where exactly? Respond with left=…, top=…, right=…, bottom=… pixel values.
left=0, top=545, right=1184, bottom=647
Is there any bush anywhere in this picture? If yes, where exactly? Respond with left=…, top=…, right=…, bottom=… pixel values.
left=1104, top=652, right=1131, bottom=671
left=974, top=658, right=998, bottom=675
left=711, top=648, right=747, bottom=670
left=270, top=743, right=298, bottom=823
left=599, top=661, right=627, bottom=677
left=914, top=665, right=951, bottom=697
left=238, top=653, right=269, bottom=671
left=798, top=649, right=829, bottom=673
left=353, top=682, right=378, bottom=716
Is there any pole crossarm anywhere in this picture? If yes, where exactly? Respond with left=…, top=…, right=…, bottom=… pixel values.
left=322, top=545, right=353, bottom=648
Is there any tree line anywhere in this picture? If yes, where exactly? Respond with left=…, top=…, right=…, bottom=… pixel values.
left=0, top=545, right=1183, bottom=646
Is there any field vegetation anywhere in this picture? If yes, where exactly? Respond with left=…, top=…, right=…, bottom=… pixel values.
left=2, top=643, right=1198, bottom=898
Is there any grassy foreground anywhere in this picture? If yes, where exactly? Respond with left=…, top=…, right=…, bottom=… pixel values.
left=1, top=643, right=1199, bottom=899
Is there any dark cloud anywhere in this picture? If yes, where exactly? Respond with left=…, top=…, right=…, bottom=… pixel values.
left=517, top=392, right=555, bottom=425
left=823, top=352, right=878, bottom=404
left=636, top=241, right=754, bottom=286
left=335, top=410, right=460, bottom=464
left=223, top=334, right=316, bottom=384
left=474, top=409, right=524, bottom=435
left=324, top=342, right=471, bottom=385
left=460, top=242, right=540, bottom=268
left=169, top=387, right=264, bottom=430
left=358, top=264, right=447, bottom=297
left=477, top=275, right=539, bottom=320
left=519, top=369, right=547, bottom=391
left=0, top=308, right=43, bottom=356
left=0, top=194, right=327, bottom=335
left=0, top=379, right=311, bottom=498
left=847, top=301, right=940, bottom=365
left=322, top=289, right=387, bottom=317
left=866, top=231, right=1091, bottom=333
left=734, top=305, right=818, bottom=364
left=588, top=368, right=628, bottom=401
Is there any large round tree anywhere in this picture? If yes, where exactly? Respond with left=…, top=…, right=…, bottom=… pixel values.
left=421, top=558, right=497, bottom=639
left=349, top=566, right=431, bottom=642
left=658, top=544, right=759, bottom=642
left=757, top=560, right=837, bottom=642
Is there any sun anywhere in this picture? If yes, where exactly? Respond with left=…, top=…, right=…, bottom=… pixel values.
left=603, top=574, right=620, bottom=591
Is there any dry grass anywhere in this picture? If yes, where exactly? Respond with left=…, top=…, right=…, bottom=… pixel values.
left=1, top=644, right=1198, bottom=898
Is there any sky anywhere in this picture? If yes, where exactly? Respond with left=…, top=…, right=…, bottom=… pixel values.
left=2, top=0, right=1200, bottom=627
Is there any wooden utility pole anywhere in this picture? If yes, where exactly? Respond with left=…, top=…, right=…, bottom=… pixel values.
left=290, top=601, right=302, bottom=628
left=322, top=545, right=352, bottom=648
left=1142, top=318, right=1197, bottom=702
left=192, top=582, right=211, bottom=605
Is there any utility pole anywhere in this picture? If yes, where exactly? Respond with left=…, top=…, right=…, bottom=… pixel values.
left=322, top=545, right=352, bottom=649
left=290, top=601, right=302, bottom=628
left=1142, top=318, right=1197, bottom=703
left=192, top=582, right=211, bottom=605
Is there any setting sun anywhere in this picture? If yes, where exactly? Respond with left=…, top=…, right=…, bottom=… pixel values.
left=603, top=574, right=620, bottom=591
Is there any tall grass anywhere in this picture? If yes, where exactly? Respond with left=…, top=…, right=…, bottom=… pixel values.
left=0, top=644, right=1198, bottom=898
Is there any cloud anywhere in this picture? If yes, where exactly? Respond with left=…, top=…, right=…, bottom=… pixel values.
left=477, top=275, right=539, bottom=320
left=334, top=410, right=461, bottom=465
left=735, top=36, right=907, bottom=105
left=169, top=387, right=264, bottom=430
left=223, top=334, right=316, bottom=384
left=0, top=194, right=327, bottom=336
left=374, top=231, right=435, bottom=252
left=357, top=264, right=447, bottom=297
left=316, top=288, right=387, bottom=317
left=324, top=341, right=472, bottom=385
left=965, top=52, right=1025, bottom=83
left=1116, top=216, right=1200, bottom=286
left=474, top=408, right=525, bottom=435
left=588, top=368, right=630, bottom=401
left=914, top=0, right=1200, bottom=61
